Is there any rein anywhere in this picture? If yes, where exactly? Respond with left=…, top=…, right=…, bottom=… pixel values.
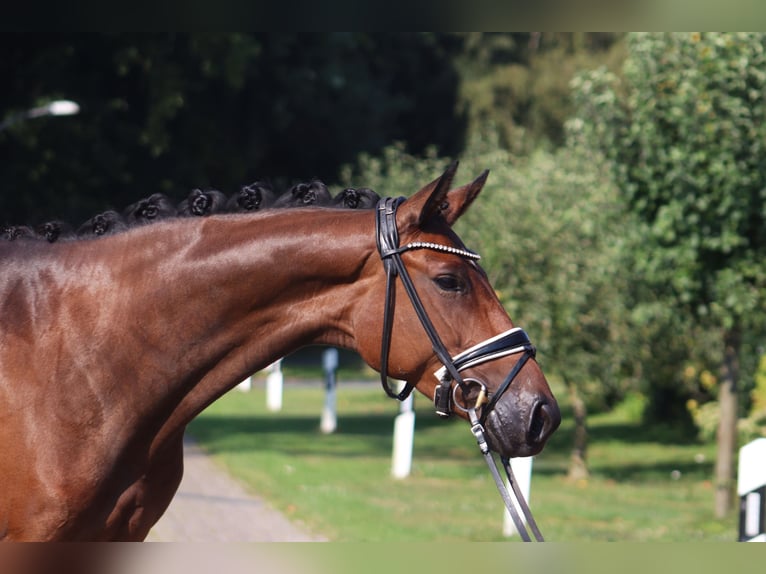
left=375, top=197, right=544, bottom=542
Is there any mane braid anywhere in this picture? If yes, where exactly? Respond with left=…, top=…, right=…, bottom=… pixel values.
left=3, top=179, right=380, bottom=245
left=398, top=241, right=481, bottom=261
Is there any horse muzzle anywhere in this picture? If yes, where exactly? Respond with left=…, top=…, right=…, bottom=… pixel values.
left=433, top=327, right=561, bottom=458
left=483, top=388, right=561, bottom=458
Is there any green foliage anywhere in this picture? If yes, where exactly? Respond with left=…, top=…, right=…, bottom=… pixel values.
left=572, top=33, right=766, bottom=330
left=454, top=33, right=625, bottom=153
left=461, top=145, right=634, bottom=409
left=572, top=33, right=766, bottom=439
left=754, top=354, right=766, bottom=411
left=339, top=141, right=445, bottom=195
left=737, top=353, right=766, bottom=439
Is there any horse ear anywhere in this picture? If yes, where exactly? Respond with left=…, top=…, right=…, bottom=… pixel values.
left=401, top=161, right=459, bottom=227
left=403, top=162, right=490, bottom=228
left=439, top=169, right=489, bottom=225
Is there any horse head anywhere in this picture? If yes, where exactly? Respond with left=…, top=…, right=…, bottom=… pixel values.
left=355, top=163, right=560, bottom=458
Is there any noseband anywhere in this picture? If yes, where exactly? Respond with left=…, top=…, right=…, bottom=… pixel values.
left=375, top=197, right=544, bottom=541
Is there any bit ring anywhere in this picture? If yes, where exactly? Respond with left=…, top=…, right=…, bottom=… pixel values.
left=452, top=378, right=488, bottom=413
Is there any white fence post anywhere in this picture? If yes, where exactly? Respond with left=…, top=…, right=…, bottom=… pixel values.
left=265, top=359, right=284, bottom=412
left=236, top=375, right=252, bottom=392
left=738, top=438, right=766, bottom=542
left=391, top=383, right=415, bottom=479
left=320, top=348, right=339, bottom=434
left=502, top=456, right=533, bottom=537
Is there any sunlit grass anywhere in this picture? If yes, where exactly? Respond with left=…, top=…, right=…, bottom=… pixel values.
left=188, top=378, right=734, bottom=541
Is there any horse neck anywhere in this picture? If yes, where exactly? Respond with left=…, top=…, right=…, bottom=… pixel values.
left=169, top=209, right=375, bottom=358
left=81, top=209, right=376, bottom=435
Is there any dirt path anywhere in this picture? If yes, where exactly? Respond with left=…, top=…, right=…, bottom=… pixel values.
left=147, top=437, right=326, bottom=542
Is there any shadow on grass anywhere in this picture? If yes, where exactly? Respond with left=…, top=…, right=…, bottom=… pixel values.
left=589, top=422, right=701, bottom=446
left=188, top=412, right=469, bottom=460
left=589, top=459, right=714, bottom=482
left=189, top=407, right=710, bottom=486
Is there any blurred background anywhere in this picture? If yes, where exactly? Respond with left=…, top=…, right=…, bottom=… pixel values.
left=2, top=33, right=765, bottom=541
left=0, top=32, right=621, bottom=224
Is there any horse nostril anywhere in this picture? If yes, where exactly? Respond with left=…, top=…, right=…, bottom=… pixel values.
left=527, top=400, right=561, bottom=445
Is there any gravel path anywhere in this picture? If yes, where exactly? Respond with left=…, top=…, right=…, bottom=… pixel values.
left=147, top=437, right=326, bottom=542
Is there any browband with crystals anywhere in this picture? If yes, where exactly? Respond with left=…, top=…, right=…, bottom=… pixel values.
left=396, top=241, right=481, bottom=261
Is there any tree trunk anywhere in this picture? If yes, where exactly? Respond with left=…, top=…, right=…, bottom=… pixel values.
left=714, top=327, right=740, bottom=519
left=565, top=377, right=589, bottom=482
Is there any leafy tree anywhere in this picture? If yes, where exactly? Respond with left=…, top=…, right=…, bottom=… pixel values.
left=571, top=33, right=766, bottom=517
left=452, top=33, right=625, bottom=153
left=459, top=133, right=635, bottom=480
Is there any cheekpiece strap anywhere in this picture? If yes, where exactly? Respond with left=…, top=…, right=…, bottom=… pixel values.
left=375, top=196, right=481, bottom=410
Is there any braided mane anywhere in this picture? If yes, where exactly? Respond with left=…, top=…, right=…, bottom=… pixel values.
left=2, top=180, right=381, bottom=244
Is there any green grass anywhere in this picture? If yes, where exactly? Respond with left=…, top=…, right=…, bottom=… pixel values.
left=188, top=379, right=735, bottom=542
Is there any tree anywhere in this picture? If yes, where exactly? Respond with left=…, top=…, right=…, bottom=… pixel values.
left=572, top=33, right=766, bottom=517
left=459, top=134, right=635, bottom=481
left=452, top=33, right=625, bottom=153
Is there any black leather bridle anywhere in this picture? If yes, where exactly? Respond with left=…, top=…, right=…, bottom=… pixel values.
left=375, top=197, right=545, bottom=541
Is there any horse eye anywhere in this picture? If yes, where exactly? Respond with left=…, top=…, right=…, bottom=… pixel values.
left=434, top=275, right=464, bottom=292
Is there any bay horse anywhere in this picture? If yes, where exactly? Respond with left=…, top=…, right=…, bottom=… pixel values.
left=0, top=163, right=560, bottom=541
